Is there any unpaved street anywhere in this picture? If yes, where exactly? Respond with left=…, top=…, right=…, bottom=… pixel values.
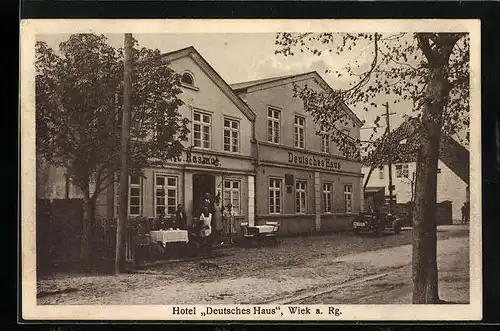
left=37, top=225, right=469, bottom=305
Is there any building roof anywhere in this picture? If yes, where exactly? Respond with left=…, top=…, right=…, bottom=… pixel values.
left=362, top=118, right=469, bottom=184
left=229, top=73, right=299, bottom=91
left=160, top=46, right=256, bottom=122
left=365, top=186, right=385, bottom=194
left=230, top=71, right=364, bottom=127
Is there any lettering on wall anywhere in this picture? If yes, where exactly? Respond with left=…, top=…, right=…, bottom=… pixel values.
left=288, top=152, right=341, bottom=170
left=170, top=152, right=221, bottom=167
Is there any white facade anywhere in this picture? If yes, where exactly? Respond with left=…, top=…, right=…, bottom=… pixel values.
left=362, top=160, right=467, bottom=221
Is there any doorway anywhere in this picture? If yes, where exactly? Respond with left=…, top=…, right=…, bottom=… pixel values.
left=193, top=173, right=215, bottom=216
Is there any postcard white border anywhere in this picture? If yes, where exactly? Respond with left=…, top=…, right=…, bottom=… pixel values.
left=20, top=19, right=482, bottom=321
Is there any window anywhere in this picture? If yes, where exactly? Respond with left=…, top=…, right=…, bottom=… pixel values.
left=321, top=134, right=330, bottom=153
left=223, top=118, right=240, bottom=153
left=294, top=115, right=305, bottom=148
left=269, top=178, right=282, bottom=214
left=322, top=182, right=333, bottom=213
left=193, top=111, right=211, bottom=149
left=129, top=175, right=142, bottom=216
left=295, top=180, right=308, bottom=213
left=395, top=163, right=409, bottom=178
left=267, top=107, right=281, bottom=144
left=181, top=72, right=194, bottom=86
left=379, top=166, right=384, bottom=179
left=344, top=184, right=353, bottom=213
left=155, top=175, right=178, bottom=217
left=223, top=180, right=241, bottom=215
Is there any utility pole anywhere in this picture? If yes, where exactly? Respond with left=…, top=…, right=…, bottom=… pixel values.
left=116, top=33, right=133, bottom=275
left=382, top=102, right=396, bottom=213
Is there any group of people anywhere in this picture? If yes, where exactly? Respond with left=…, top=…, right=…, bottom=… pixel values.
left=196, top=192, right=236, bottom=245
left=155, top=192, right=237, bottom=245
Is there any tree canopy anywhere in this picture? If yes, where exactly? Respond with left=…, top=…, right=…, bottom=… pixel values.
left=36, top=34, right=190, bottom=199
left=275, top=32, right=469, bottom=164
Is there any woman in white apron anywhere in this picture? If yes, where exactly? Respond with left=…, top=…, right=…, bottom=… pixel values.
left=199, top=206, right=212, bottom=238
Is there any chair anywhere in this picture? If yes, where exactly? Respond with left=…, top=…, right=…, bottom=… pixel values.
left=263, top=221, right=280, bottom=245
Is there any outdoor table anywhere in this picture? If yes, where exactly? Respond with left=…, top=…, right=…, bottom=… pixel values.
left=254, top=225, right=275, bottom=234
left=150, top=229, right=189, bottom=245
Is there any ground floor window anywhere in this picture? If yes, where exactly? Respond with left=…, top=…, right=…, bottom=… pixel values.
left=344, top=184, right=353, bottom=213
left=269, top=178, right=282, bottom=214
left=295, top=180, right=308, bottom=213
left=322, top=182, right=333, bottom=213
left=155, top=175, right=178, bottom=217
left=223, top=179, right=241, bottom=214
left=129, top=175, right=142, bottom=216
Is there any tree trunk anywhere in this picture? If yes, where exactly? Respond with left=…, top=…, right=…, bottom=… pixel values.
left=80, top=184, right=95, bottom=269
left=412, top=68, right=448, bottom=304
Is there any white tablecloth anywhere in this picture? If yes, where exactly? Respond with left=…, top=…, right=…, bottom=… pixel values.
left=150, top=230, right=189, bottom=244
left=255, top=225, right=275, bottom=234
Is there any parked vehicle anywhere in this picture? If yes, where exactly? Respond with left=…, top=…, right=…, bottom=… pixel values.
left=351, top=211, right=402, bottom=236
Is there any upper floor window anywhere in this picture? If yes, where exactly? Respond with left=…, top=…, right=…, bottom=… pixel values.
left=181, top=72, right=195, bottom=86
left=379, top=166, right=384, bottom=179
left=294, top=115, right=305, bottom=149
left=223, top=117, right=240, bottom=153
left=321, top=134, right=330, bottom=153
left=267, top=107, right=281, bottom=144
left=395, top=163, right=409, bottom=178
left=193, top=111, right=211, bottom=149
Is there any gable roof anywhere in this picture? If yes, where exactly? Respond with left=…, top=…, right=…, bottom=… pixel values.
left=230, top=71, right=364, bottom=127
left=361, top=118, right=469, bottom=184
left=160, top=46, right=256, bottom=122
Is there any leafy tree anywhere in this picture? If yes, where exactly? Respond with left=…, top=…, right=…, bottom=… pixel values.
left=276, top=32, right=469, bottom=303
left=36, top=34, right=189, bottom=264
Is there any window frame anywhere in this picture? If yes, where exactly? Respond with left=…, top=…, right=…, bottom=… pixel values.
left=321, top=134, right=330, bottom=153
left=223, top=179, right=241, bottom=215
left=344, top=184, right=353, bottom=213
left=128, top=175, right=142, bottom=216
left=192, top=110, right=212, bottom=150
left=154, top=174, right=179, bottom=217
left=294, top=115, right=306, bottom=149
left=322, top=182, right=333, bottom=214
left=268, top=177, right=283, bottom=214
left=267, top=106, right=281, bottom=144
left=295, top=180, right=308, bottom=214
left=223, top=117, right=241, bottom=153
left=379, top=166, right=384, bottom=180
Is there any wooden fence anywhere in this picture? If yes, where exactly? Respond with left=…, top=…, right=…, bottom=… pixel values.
left=92, top=217, right=168, bottom=263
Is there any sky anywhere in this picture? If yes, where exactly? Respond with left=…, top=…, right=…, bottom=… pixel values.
left=37, top=33, right=467, bottom=145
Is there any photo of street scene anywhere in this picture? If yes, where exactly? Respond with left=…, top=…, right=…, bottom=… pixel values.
left=30, top=26, right=474, bottom=308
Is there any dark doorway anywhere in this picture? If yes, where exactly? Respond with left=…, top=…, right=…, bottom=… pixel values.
left=193, top=173, right=215, bottom=216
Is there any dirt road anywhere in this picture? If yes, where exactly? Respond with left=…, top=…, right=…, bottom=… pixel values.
left=37, top=225, right=469, bottom=305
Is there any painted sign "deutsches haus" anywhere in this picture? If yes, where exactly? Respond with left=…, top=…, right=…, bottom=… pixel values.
left=288, top=152, right=341, bottom=170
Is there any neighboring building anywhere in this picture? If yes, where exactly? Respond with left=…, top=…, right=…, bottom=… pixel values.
left=232, top=72, right=364, bottom=234
left=36, top=47, right=364, bottom=235
left=362, top=159, right=468, bottom=221
left=110, top=46, right=258, bottom=226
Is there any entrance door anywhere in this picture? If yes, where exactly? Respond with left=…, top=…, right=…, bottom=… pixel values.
left=193, top=174, right=216, bottom=216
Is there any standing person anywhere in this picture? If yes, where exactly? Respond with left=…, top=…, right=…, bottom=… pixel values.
left=213, top=198, right=223, bottom=245
left=172, top=204, right=187, bottom=230
left=199, top=206, right=212, bottom=238
left=465, top=201, right=470, bottom=224
left=223, top=203, right=236, bottom=245
left=461, top=203, right=467, bottom=225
